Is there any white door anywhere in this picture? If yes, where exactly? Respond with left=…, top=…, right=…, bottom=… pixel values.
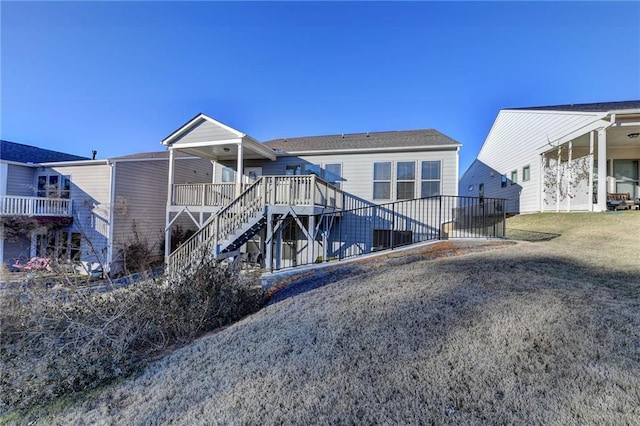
left=244, top=167, right=263, bottom=183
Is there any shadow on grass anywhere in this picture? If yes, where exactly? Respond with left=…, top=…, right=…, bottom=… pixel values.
left=506, top=228, right=561, bottom=242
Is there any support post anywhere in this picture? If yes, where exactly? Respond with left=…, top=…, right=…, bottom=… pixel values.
left=588, top=132, right=594, bottom=212
left=265, top=212, right=273, bottom=270
left=567, top=141, right=572, bottom=212
left=165, top=148, right=176, bottom=262
left=597, top=129, right=608, bottom=211
left=307, top=215, right=315, bottom=264
left=556, top=146, right=561, bottom=212
left=236, top=141, right=244, bottom=197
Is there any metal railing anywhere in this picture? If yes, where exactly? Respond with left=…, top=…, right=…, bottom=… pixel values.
left=0, top=195, right=73, bottom=217
left=270, top=195, right=506, bottom=271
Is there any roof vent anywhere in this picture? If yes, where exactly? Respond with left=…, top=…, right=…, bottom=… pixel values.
left=341, top=133, right=344, bottom=138
left=366, top=132, right=369, bottom=137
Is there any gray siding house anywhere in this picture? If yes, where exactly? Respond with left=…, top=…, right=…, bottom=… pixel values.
left=460, top=101, right=640, bottom=214
left=0, top=140, right=211, bottom=277
left=162, top=114, right=466, bottom=273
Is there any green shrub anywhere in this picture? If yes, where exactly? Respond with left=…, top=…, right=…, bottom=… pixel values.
left=0, top=262, right=264, bottom=414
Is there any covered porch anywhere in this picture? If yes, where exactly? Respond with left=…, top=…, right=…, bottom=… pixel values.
left=540, top=112, right=640, bottom=212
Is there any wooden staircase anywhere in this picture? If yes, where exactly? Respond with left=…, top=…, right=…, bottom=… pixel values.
left=166, top=175, right=342, bottom=277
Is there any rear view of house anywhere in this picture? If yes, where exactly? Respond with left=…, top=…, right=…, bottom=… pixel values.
left=460, top=101, right=640, bottom=214
left=163, top=113, right=505, bottom=275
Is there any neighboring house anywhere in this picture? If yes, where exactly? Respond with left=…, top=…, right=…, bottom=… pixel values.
left=0, top=140, right=212, bottom=276
left=162, top=113, right=475, bottom=273
left=460, top=101, right=640, bottom=214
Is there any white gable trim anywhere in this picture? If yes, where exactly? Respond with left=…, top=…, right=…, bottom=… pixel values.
left=162, top=113, right=245, bottom=146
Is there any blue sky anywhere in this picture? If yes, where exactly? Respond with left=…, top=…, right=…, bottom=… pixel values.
left=2, top=1, right=639, bottom=175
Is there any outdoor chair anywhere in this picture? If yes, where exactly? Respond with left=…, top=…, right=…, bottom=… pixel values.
left=12, top=257, right=51, bottom=271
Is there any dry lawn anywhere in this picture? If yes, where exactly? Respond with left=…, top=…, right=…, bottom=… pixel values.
left=7, top=212, right=640, bottom=425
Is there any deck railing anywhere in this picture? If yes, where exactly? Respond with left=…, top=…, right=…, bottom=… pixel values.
left=167, top=175, right=343, bottom=275
left=172, top=183, right=237, bottom=207
left=0, top=195, right=73, bottom=217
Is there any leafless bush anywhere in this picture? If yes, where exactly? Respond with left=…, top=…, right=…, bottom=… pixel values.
left=0, top=261, right=264, bottom=415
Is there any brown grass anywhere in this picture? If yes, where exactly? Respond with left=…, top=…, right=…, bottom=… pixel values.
left=5, top=211, right=640, bottom=425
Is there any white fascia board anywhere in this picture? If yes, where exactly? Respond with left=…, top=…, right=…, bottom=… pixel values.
left=243, top=138, right=277, bottom=161
left=607, top=108, right=640, bottom=115
left=536, top=118, right=610, bottom=151
left=274, top=144, right=461, bottom=156
left=0, top=159, right=38, bottom=167
left=168, top=139, right=243, bottom=150
left=162, top=113, right=245, bottom=146
left=38, top=159, right=111, bottom=167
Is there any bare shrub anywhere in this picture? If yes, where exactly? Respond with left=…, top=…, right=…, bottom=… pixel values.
left=0, top=261, right=264, bottom=415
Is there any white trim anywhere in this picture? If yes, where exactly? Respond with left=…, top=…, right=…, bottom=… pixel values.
left=169, top=139, right=243, bottom=150
left=537, top=119, right=611, bottom=151
left=162, top=113, right=245, bottom=146
left=38, top=159, right=110, bottom=167
left=109, top=155, right=202, bottom=163
left=274, top=144, right=461, bottom=157
left=0, top=163, right=8, bottom=196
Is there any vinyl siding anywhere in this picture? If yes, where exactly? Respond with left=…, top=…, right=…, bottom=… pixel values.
left=219, top=148, right=459, bottom=204
left=466, top=110, right=604, bottom=213
left=172, top=119, right=239, bottom=146
left=46, top=164, right=112, bottom=265
left=111, top=158, right=212, bottom=271
left=6, top=164, right=36, bottom=196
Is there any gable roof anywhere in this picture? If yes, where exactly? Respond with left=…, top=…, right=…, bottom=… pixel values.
left=507, top=100, right=640, bottom=113
left=0, top=140, right=89, bottom=164
left=264, top=129, right=461, bottom=153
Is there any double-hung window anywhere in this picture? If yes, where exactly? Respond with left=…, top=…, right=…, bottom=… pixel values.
left=373, top=162, right=391, bottom=200
left=421, top=161, right=441, bottom=197
left=396, top=162, right=416, bottom=200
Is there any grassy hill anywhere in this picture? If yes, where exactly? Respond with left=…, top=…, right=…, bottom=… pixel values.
left=9, top=212, right=640, bottom=425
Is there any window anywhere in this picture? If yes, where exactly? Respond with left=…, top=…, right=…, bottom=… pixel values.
left=324, top=163, right=342, bottom=189
left=285, top=164, right=302, bottom=176
left=36, top=230, right=81, bottom=261
left=373, top=229, right=413, bottom=250
left=501, top=175, right=508, bottom=188
left=396, top=162, right=416, bottom=200
left=522, top=165, right=531, bottom=182
left=221, top=166, right=236, bottom=183
left=479, top=183, right=485, bottom=198
left=373, top=162, right=391, bottom=200
left=510, top=170, right=517, bottom=185
left=421, top=161, right=441, bottom=197
left=37, top=174, right=70, bottom=198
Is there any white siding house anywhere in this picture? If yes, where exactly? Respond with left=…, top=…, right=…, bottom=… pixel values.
left=162, top=114, right=472, bottom=273
left=460, top=101, right=640, bottom=214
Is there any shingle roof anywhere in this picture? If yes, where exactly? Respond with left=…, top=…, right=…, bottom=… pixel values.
left=0, top=140, right=89, bottom=163
left=507, top=100, right=640, bottom=113
left=264, top=129, right=461, bottom=153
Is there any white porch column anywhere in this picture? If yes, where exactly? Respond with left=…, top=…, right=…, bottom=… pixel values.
left=307, top=215, right=315, bottom=265
left=540, top=153, right=545, bottom=212
left=597, top=128, right=608, bottom=211
left=265, top=212, right=273, bottom=270
left=567, top=141, right=572, bottom=212
left=556, top=146, right=561, bottom=212
left=588, top=131, right=594, bottom=212
left=236, top=141, right=244, bottom=197
left=165, top=148, right=176, bottom=261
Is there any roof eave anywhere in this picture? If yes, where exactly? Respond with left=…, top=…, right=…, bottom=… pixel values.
left=273, top=144, right=461, bottom=156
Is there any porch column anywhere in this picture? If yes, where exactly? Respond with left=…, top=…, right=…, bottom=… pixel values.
left=236, top=141, right=244, bottom=197
left=556, top=146, right=561, bottom=212
left=597, top=128, right=608, bottom=211
left=165, top=148, right=176, bottom=261
left=540, top=153, right=545, bottom=212
left=588, top=131, right=594, bottom=212
left=307, top=215, right=315, bottom=264
left=567, top=141, right=572, bottom=212
left=265, top=212, right=273, bottom=269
